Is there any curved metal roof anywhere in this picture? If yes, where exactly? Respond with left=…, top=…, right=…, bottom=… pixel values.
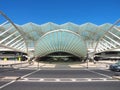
left=35, top=29, right=87, bottom=58
left=0, top=11, right=120, bottom=58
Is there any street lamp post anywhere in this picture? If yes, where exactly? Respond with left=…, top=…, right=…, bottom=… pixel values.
left=87, top=59, right=89, bottom=69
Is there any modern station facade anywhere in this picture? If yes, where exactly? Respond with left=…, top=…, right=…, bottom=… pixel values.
left=0, top=11, right=120, bottom=61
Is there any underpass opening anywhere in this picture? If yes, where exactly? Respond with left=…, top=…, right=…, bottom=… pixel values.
left=36, top=52, right=84, bottom=63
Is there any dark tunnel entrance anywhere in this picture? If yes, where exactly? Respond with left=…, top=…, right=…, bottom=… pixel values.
left=36, top=52, right=83, bottom=63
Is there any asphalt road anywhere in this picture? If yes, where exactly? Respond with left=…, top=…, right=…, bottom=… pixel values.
left=1, top=81, right=120, bottom=90
left=0, top=82, right=8, bottom=87
left=27, top=70, right=109, bottom=78
left=0, top=68, right=120, bottom=90
left=0, top=68, right=34, bottom=77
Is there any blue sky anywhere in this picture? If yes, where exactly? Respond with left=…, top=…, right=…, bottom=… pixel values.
left=0, top=0, right=120, bottom=25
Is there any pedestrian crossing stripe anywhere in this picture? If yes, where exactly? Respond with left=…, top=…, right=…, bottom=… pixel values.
left=18, top=78, right=119, bottom=82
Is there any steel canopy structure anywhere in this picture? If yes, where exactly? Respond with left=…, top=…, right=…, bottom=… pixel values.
left=35, top=29, right=87, bottom=58
left=0, top=11, right=120, bottom=59
left=0, top=11, right=28, bottom=53
left=94, top=19, right=120, bottom=53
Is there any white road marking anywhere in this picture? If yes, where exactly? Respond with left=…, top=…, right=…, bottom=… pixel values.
left=0, top=69, right=40, bottom=89
left=0, top=80, right=15, bottom=89
left=40, top=78, right=44, bottom=81
left=71, top=79, right=76, bottom=82
left=88, top=79, right=92, bottom=81
left=24, top=78, right=28, bottom=80
left=17, top=78, right=119, bottom=82
left=103, top=78, right=107, bottom=81
left=86, top=69, right=112, bottom=78
left=56, top=79, right=60, bottom=82
left=20, top=69, right=40, bottom=79
left=0, top=69, right=118, bottom=89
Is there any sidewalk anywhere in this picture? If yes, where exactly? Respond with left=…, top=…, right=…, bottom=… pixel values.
left=22, top=60, right=117, bottom=69
left=0, top=60, right=29, bottom=68
left=0, top=60, right=117, bottom=69
left=0, top=60, right=23, bottom=65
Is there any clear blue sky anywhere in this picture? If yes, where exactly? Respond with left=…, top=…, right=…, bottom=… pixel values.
left=0, top=0, right=120, bottom=25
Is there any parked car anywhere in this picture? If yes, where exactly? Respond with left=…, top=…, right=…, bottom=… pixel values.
left=109, top=61, right=120, bottom=71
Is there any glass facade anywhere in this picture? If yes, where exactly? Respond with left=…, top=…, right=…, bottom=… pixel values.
left=0, top=21, right=120, bottom=58
left=0, top=11, right=120, bottom=58
left=35, top=29, right=87, bottom=58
